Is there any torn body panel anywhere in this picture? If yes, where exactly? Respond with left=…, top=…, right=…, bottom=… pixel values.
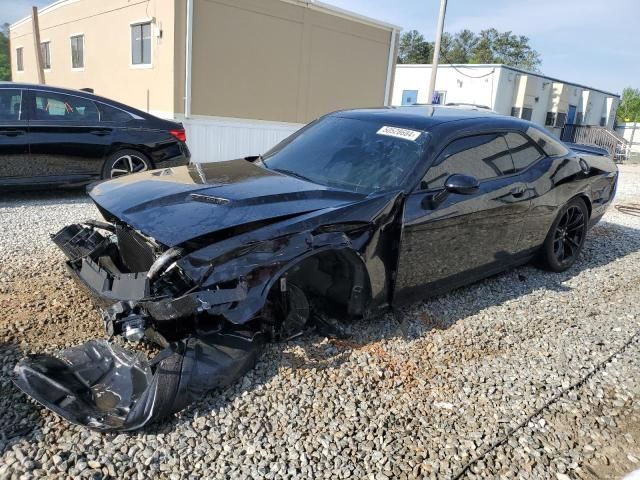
left=17, top=180, right=404, bottom=431
left=14, top=332, right=263, bottom=431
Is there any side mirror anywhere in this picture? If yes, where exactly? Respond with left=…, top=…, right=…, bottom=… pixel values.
left=444, top=174, right=480, bottom=195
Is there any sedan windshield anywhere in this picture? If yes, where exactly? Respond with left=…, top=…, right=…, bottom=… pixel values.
left=261, top=116, right=429, bottom=194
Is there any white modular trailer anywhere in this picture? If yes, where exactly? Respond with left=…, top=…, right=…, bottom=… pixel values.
left=392, top=64, right=620, bottom=135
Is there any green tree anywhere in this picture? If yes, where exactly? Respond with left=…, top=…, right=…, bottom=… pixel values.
left=398, top=27, right=542, bottom=72
left=442, top=29, right=477, bottom=64
left=616, top=87, right=640, bottom=122
left=0, top=23, right=10, bottom=81
left=469, top=28, right=541, bottom=71
left=397, top=30, right=432, bottom=64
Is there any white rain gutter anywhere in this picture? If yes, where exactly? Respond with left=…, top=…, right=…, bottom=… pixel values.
left=184, top=0, right=193, bottom=118
left=384, top=29, right=398, bottom=106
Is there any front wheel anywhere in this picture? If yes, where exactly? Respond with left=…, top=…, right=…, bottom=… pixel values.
left=540, top=198, right=589, bottom=272
left=102, top=149, right=151, bottom=179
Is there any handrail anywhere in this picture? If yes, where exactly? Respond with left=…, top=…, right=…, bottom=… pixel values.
left=561, top=124, right=630, bottom=163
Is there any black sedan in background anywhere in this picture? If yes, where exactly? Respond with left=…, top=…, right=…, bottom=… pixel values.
left=0, top=82, right=190, bottom=190
left=15, top=106, right=617, bottom=431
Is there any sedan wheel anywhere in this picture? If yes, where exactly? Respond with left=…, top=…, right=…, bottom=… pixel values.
left=110, top=154, right=149, bottom=178
left=541, top=198, right=589, bottom=272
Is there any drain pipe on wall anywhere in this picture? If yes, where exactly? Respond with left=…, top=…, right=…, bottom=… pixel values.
left=184, top=0, right=193, bottom=118
left=384, top=29, right=398, bottom=106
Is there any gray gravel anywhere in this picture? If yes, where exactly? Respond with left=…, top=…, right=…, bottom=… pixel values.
left=2, top=167, right=640, bottom=479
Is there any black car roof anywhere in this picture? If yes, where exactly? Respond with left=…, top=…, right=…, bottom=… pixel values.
left=332, top=105, right=531, bottom=131
left=0, top=81, right=154, bottom=120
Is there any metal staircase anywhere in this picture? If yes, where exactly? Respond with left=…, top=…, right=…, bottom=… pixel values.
left=561, top=125, right=631, bottom=163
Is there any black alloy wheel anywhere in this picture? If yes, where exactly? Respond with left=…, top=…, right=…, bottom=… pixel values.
left=553, top=205, right=586, bottom=265
left=541, top=198, right=589, bottom=272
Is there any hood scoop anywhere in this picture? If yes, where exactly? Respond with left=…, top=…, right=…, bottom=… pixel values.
left=190, top=193, right=231, bottom=206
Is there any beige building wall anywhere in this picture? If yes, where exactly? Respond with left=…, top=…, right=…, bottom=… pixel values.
left=10, top=0, right=178, bottom=114
left=189, top=0, right=395, bottom=123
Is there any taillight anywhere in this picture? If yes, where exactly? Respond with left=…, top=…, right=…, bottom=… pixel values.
left=169, top=128, right=186, bottom=143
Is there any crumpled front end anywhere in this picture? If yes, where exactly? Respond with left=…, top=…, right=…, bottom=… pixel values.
left=13, top=211, right=382, bottom=431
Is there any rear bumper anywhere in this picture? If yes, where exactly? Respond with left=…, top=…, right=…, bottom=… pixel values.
left=153, top=141, right=191, bottom=168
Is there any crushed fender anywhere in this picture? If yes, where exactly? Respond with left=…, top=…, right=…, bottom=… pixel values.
left=13, top=186, right=403, bottom=431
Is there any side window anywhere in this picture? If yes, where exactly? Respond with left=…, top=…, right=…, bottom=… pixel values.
left=97, top=102, right=133, bottom=123
left=0, top=89, right=22, bottom=121
left=33, top=92, right=99, bottom=122
left=525, top=126, right=569, bottom=157
left=504, top=132, right=545, bottom=172
left=421, top=134, right=515, bottom=190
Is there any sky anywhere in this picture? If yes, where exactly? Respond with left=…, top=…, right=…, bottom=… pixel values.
left=326, top=0, right=639, bottom=95
left=3, top=0, right=638, bottom=95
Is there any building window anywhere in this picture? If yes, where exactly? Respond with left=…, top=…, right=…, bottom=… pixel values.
left=131, top=22, right=151, bottom=65
left=40, top=41, right=51, bottom=69
left=16, top=47, right=24, bottom=71
left=521, top=108, right=533, bottom=121
left=545, top=112, right=555, bottom=126
left=71, top=35, right=84, bottom=69
left=401, top=90, right=418, bottom=106
left=600, top=117, right=607, bottom=127
left=510, top=107, right=521, bottom=118
left=576, top=112, right=583, bottom=125
left=555, top=112, right=567, bottom=128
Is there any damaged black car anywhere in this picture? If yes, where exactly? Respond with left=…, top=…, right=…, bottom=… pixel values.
left=14, top=106, right=618, bottom=431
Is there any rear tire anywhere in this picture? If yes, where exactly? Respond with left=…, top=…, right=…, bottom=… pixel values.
left=102, top=149, right=151, bottom=179
left=540, top=197, right=589, bottom=272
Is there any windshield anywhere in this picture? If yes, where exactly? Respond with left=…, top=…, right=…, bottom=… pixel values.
left=261, top=116, right=429, bottom=194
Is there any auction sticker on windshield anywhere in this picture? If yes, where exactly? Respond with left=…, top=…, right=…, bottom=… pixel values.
left=377, top=126, right=423, bottom=141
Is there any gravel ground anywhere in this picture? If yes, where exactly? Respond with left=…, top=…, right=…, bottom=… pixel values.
left=1, top=167, right=640, bottom=479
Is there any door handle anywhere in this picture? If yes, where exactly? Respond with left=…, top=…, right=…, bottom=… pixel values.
left=0, top=130, right=25, bottom=137
left=90, top=130, right=110, bottom=136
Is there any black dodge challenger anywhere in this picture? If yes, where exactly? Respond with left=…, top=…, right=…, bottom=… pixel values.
left=14, top=106, right=618, bottom=431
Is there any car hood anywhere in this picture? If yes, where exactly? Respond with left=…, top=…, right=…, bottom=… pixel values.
left=89, top=160, right=367, bottom=247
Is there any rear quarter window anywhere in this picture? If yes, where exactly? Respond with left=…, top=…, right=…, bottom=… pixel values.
left=97, top=103, right=134, bottom=123
left=526, top=126, right=569, bottom=157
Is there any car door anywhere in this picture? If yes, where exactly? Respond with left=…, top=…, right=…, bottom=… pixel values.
left=0, top=88, right=30, bottom=183
left=502, top=130, right=558, bottom=254
left=394, top=133, right=531, bottom=302
left=26, top=89, right=113, bottom=182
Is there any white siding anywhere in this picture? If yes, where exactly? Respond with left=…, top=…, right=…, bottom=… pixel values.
left=392, top=65, right=500, bottom=110
left=616, top=122, right=640, bottom=154
left=182, top=116, right=303, bottom=163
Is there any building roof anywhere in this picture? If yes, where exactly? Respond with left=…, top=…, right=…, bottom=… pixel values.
left=397, top=63, right=620, bottom=98
left=11, top=0, right=402, bottom=32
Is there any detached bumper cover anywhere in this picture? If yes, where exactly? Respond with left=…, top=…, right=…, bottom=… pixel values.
left=51, top=224, right=150, bottom=303
left=13, top=332, right=263, bottom=431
